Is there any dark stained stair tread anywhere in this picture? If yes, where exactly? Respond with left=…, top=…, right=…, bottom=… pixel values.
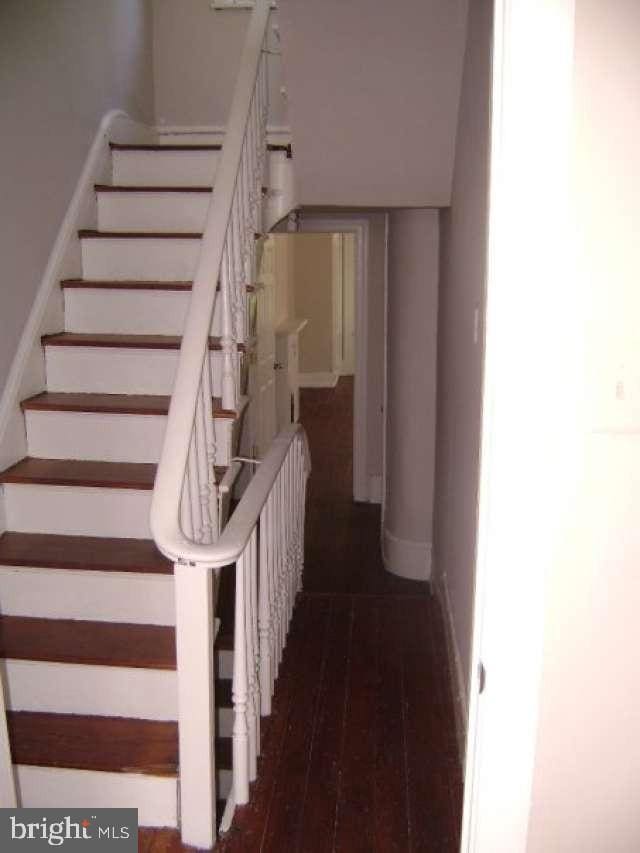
left=60, top=278, right=255, bottom=293
left=61, top=279, right=193, bottom=291
left=79, top=229, right=202, bottom=239
left=0, top=458, right=156, bottom=490
left=7, top=711, right=232, bottom=775
left=41, top=332, right=246, bottom=352
left=0, top=532, right=172, bottom=574
left=110, top=143, right=223, bottom=152
left=0, top=616, right=176, bottom=670
left=0, top=458, right=227, bottom=490
left=7, top=712, right=179, bottom=776
left=21, top=392, right=237, bottom=419
left=95, top=184, right=212, bottom=193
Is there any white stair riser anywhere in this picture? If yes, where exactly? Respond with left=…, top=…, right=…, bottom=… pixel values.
left=16, top=766, right=179, bottom=827
left=81, top=237, right=201, bottom=281
left=3, top=484, right=152, bottom=538
left=0, top=566, right=175, bottom=624
left=45, top=347, right=228, bottom=396
left=98, top=192, right=212, bottom=233
left=3, top=659, right=234, bottom=736
left=4, top=660, right=177, bottom=721
left=112, top=149, right=220, bottom=186
left=17, top=765, right=231, bottom=819
left=25, top=410, right=234, bottom=465
left=64, top=288, right=222, bottom=336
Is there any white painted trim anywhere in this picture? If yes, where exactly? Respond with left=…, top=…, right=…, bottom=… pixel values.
left=0, top=110, right=154, bottom=473
left=155, top=124, right=292, bottom=146
left=297, top=217, right=370, bottom=503
left=434, top=571, right=468, bottom=765
left=381, top=213, right=390, bottom=522
left=462, top=2, right=577, bottom=852
left=368, top=474, right=382, bottom=504
left=381, top=527, right=432, bottom=581
left=0, top=675, right=16, bottom=806
left=297, top=372, right=338, bottom=389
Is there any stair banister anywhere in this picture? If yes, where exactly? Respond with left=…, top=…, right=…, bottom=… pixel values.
left=149, top=2, right=310, bottom=846
left=151, top=0, right=270, bottom=559
left=168, top=424, right=310, bottom=847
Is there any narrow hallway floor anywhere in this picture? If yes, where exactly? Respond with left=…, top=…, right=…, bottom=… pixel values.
left=140, top=378, right=463, bottom=852
left=215, top=378, right=463, bottom=852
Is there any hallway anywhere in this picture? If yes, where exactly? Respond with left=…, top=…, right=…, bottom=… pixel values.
left=216, top=378, right=462, bottom=852
left=140, top=379, right=462, bottom=852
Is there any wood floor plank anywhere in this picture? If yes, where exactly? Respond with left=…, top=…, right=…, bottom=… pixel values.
left=332, top=598, right=379, bottom=853
left=259, top=596, right=333, bottom=853
left=403, top=597, right=460, bottom=852
left=295, top=596, right=353, bottom=852
left=373, top=599, right=410, bottom=851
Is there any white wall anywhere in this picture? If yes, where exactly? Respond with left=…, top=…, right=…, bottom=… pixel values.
left=432, top=0, right=493, bottom=713
left=152, top=0, right=287, bottom=129
left=527, top=1, right=640, bottom=848
left=383, top=210, right=439, bottom=581
left=0, top=0, right=155, bottom=396
left=277, top=0, right=467, bottom=206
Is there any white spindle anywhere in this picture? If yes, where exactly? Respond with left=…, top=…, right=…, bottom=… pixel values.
left=258, top=502, right=272, bottom=714
left=233, top=545, right=250, bottom=806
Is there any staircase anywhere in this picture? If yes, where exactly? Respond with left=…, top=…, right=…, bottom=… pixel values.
left=0, top=142, right=246, bottom=828
left=0, top=3, right=309, bottom=847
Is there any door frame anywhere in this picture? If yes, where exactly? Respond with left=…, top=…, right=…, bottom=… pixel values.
left=461, top=0, right=576, bottom=850
left=298, top=216, right=371, bottom=502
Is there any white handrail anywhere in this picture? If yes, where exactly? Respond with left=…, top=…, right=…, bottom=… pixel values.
left=150, top=0, right=271, bottom=556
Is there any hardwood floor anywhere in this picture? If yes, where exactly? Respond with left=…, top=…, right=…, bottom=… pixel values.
left=140, top=377, right=463, bottom=851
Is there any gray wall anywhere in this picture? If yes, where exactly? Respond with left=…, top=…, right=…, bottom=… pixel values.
left=384, top=210, right=439, bottom=578
left=528, top=0, right=640, bottom=847
left=0, top=0, right=155, bottom=395
left=152, top=0, right=287, bottom=128
left=278, top=0, right=467, bottom=207
left=432, top=0, right=493, bottom=693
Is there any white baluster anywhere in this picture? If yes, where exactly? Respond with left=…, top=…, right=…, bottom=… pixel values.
left=259, top=504, right=272, bottom=714
left=220, top=235, right=237, bottom=411
left=232, top=546, right=250, bottom=805
left=195, top=381, right=214, bottom=544
left=249, top=528, right=260, bottom=772
left=200, top=354, right=219, bottom=540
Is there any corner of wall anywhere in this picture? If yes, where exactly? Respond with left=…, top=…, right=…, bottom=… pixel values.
left=433, top=568, right=468, bottom=765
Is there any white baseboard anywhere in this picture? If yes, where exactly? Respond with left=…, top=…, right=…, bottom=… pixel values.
left=434, top=571, right=468, bottom=766
left=382, top=527, right=432, bottom=581
left=368, top=474, right=383, bottom=504
left=0, top=109, right=154, bottom=474
left=298, top=372, right=339, bottom=389
left=155, top=124, right=292, bottom=147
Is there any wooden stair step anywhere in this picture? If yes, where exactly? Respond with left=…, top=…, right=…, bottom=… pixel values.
left=95, top=184, right=212, bottom=193
left=61, top=278, right=193, bottom=291
left=110, top=143, right=223, bottom=152
left=108, top=142, right=291, bottom=157
left=41, top=332, right=245, bottom=352
left=60, top=278, right=255, bottom=293
left=0, top=458, right=155, bottom=490
left=0, top=532, right=172, bottom=574
left=21, top=391, right=237, bottom=419
left=0, top=616, right=176, bottom=670
left=0, top=458, right=227, bottom=490
left=78, top=229, right=202, bottom=239
left=7, top=711, right=232, bottom=775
